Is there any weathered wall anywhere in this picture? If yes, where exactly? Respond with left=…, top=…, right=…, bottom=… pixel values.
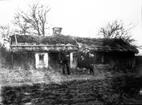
left=48, top=52, right=62, bottom=71
left=103, top=52, right=135, bottom=69
left=0, top=47, right=13, bottom=68
left=76, top=51, right=136, bottom=73
left=11, top=52, right=63, bottom=71
left=136, top=56, right=142, bottom=75
left=1, top=47, right=136, bottom=72
left=12, top=52, right=35, bottom=69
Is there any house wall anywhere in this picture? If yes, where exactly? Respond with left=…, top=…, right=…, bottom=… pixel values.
left=135, top=56, right=142, bottom=75
left=109, top=52, right=135, bottom=69
left=11, top=51, right=66, bottom=72
left=0, top=47, right=12, bottom=68
left=48, top=52, right=62, bottom=71
left=77, top=51, right=135, bottom=71
left=12, top=52, right=35, bottom=69
left=9, top=50, right=136, bottom=74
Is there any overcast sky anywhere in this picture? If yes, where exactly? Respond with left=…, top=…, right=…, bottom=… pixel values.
left=0, top=0, right=142, bottom=53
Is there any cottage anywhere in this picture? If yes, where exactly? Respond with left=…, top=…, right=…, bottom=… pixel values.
left=9, top=28, right=139, bottom=74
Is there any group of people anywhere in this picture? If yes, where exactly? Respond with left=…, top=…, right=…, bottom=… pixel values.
left=59, top=51, right=94, bottom=75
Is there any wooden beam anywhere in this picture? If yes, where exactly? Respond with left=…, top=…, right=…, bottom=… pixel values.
left=35, top=53, right=39, bottom=69
left=10, top=44, right=78, bottom=47
left=44, top=53, right=49, bottom=68
left=14, top=34, right=18, bottom=45
left=70, top=52, right=73, bottom=68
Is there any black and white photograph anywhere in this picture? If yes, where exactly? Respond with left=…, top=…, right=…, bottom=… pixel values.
left=0, top=0, right=142, bottom=104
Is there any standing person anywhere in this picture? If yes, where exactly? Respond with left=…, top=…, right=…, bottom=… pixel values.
left=60, top=51, right=70, bottom=75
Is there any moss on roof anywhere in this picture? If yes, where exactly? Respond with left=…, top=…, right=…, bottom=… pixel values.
left=10, top=34, right=138, bottom=53
left=10, top=34, right=77, bottom=45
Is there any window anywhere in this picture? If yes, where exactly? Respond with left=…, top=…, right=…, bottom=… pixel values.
left=39, top=54, right=44, bottom=63
left=35, top=53, right=48, bottom=69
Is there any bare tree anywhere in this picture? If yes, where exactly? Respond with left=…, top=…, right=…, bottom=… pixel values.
left=98, top=20, right=135, bottom=43
left=13, top=13, right=29, bottom=35
left=14, top=3, right=50, bottom=36
left=0, top=25, right=11, bottom=43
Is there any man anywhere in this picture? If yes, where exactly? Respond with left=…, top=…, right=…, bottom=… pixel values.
left=60, top=51, right=70, bottom=75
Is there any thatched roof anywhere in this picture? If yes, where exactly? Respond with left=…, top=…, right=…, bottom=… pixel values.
left=10, top=34, right=77, bottom=45
left=10, top=34, right=138, bottom=53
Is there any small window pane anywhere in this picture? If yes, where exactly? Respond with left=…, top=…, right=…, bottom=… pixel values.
left=39, top=54, right=44, bottom=61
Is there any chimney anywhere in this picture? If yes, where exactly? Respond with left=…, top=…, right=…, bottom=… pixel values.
left=52, top=27, right=62, bottom=35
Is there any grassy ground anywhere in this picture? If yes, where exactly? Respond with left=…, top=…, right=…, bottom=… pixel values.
left=0, top=67, right=63, bottom=86
left=0, top=66, right=108, bottom=87
left=2, top=74, right=142, bottom=105
left=0, top=66, right=110, bottom=104
left=1, top=67, right=142, bottom=105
